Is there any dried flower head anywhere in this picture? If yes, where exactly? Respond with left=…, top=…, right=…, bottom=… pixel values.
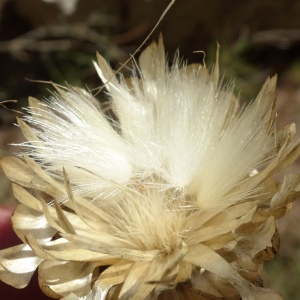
left=1, top=36, right=300, bottom=300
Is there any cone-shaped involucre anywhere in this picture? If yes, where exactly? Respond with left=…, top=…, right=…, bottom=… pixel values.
left=1, top=36, right=300, bottom=299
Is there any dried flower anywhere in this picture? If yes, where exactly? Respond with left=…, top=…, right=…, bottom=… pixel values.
left=1, top=36, right=300, bottom=300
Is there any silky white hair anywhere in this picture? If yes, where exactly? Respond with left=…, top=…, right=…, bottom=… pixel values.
left=19, top=37, right=277, bottom=212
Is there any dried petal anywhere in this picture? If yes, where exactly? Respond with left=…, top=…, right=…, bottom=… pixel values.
left=0, top=244, right=42, bottom=288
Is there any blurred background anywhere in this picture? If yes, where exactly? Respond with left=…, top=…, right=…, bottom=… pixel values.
left=0, top=0, right=300, bottom=299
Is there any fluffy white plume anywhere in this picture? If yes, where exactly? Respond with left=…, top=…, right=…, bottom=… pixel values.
left=20, top=36, right=277, bottom=210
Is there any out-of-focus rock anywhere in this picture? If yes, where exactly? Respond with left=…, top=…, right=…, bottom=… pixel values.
left=41, top=0, right=79, bottom=15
